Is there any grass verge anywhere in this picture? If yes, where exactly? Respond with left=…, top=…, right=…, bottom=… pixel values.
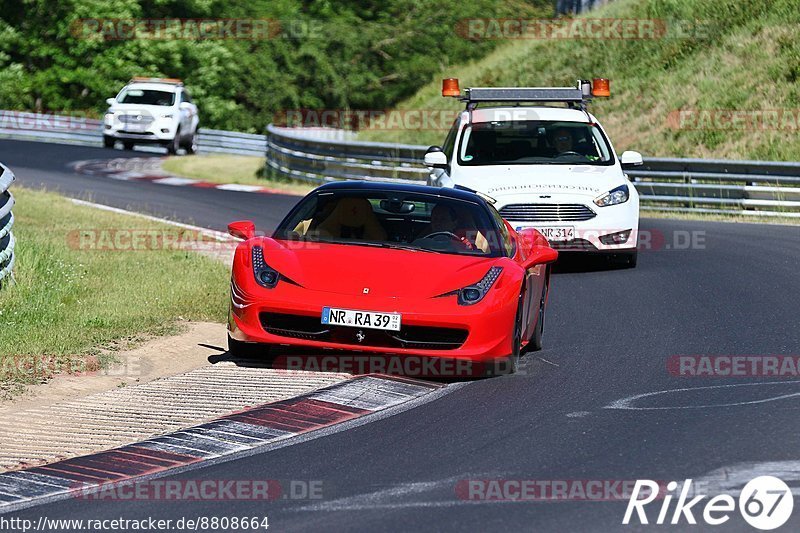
left=162, top=155, right=313, bottom=195
left=0, top=187, right=229, bottom=396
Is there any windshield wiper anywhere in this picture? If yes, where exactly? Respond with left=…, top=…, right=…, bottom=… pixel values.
left=381, top=242, right=442, bottom=254
left=322, top=239, right=442, bottom=254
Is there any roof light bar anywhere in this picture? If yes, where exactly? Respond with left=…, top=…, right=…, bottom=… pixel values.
left=441, top=78, right=611, bottom=108
left=129, top=77, right=183, bottom=86
left=465, top=87, right=584, bottom=103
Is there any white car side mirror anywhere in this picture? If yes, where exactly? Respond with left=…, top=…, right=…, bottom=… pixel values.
left=179, top=102, right=192, bottom=110
left=424, top=151, right=448, bottom=169
left=620, top=150, right=643, bottom=168
left=105, top=97, right=116, bottom=106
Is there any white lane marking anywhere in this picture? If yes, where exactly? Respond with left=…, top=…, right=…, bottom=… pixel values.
left=604, top=381, right=800, bottom=410
left=296, top=478, right=462, bottom=512
left=151, top=177, right=199, bottom=186
left=215, top=183, right=267, bottom=192
left=692, top=460, right=800, bottom=497
left=69, top=198, right=237, bottom=242
left=566, top=411, right=590, bottom=418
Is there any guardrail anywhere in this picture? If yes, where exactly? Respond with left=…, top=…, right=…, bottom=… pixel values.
left=0, top=162, right=15, bottom=287
left=0, top=110, right=266, bottom=156
left=266, top=125, right=800, bottom=218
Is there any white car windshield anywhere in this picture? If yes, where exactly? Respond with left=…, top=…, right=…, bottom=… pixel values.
left=118, top=89, right=176, bottom=106
left=458, top=120, right=614, bottom=166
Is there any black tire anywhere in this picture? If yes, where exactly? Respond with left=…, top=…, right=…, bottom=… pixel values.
left=227, top=335, right=273, bottom=359
left=167, top=128, right=181, bottom=155
left=481, top=291, right=524, bottom=377
left=526, top=282, right=547, bottom=353
left=122, top=141, right=134, bottom=150
left=184, top=129, right=198, bottom=154
left=103, top=135, right=115, bottom=148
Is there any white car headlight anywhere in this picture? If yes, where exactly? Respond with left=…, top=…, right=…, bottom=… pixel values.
left=594, top=184, right=629, bottom=207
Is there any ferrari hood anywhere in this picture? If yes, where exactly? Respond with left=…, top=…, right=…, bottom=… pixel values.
left=259, top=239, right=499, bottom=298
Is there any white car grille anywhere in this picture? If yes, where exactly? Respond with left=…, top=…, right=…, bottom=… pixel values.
left=119, top=113, right=154, bottom=125
left=499, top=203, right=596, bottom=222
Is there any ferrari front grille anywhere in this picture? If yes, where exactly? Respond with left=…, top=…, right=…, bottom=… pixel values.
left=499, top=203, right=596, bottom=222
left=260, top=312, right=468, bottom=350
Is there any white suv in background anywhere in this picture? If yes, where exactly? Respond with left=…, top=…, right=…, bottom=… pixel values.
left=103, top=78, right=199, bottom=155
left=425, top=79, right=642, bottom=267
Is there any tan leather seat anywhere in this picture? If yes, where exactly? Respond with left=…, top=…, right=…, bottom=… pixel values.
left=314, top=197, right=387, bottom=241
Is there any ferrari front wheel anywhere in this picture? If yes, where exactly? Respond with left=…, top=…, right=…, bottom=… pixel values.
left=498, top=291, right=524, bottom=375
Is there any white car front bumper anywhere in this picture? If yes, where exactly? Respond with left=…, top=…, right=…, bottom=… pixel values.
left=104, top=113, right=177, bottom=143
left=498, top=194, right=640, bottom=252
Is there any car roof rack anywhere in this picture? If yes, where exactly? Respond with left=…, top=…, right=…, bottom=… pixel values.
left=465, top=87, right=584, bottom=105
left=128, top=77, right=183, bottom=86
left=442, top=78, right=610, bottom=113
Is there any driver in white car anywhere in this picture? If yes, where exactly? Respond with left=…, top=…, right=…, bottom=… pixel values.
left=551, top=127, right=575, bottom=155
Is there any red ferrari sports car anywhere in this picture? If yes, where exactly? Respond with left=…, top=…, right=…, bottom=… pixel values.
left=227, top=181, right=557, bottom=375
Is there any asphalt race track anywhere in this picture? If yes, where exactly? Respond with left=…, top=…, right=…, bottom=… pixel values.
left=2, top=138, right=799, bottom=531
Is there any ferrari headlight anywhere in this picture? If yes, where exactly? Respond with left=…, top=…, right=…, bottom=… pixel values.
left=594, top=184, right=629, bottom=207
left=252, top=245, right=280, bottom=289
left=457, top=266, right=502, bottom=306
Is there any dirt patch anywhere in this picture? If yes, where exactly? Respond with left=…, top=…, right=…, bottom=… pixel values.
left=0, top=322, right=227, bottom=415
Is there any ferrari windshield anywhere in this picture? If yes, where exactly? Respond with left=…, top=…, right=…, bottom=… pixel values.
left=274, top=190, right=506, bottom=257
left=458, top=120, right=614, bottom=166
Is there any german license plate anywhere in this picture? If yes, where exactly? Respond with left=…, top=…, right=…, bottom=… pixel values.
left=321, top=307, right=401, bottom=331
left=517, top=226, right=575, bottom=242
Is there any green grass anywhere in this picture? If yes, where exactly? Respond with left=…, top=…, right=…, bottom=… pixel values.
left=162, top=155, right=313, bottom=195
left=357, top=0, right=800, bottom=162
left=0, top=187, right=229, bottom=391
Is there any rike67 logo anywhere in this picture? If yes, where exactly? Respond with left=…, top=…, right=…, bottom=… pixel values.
left=624, top=476, right=794, bottom=530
